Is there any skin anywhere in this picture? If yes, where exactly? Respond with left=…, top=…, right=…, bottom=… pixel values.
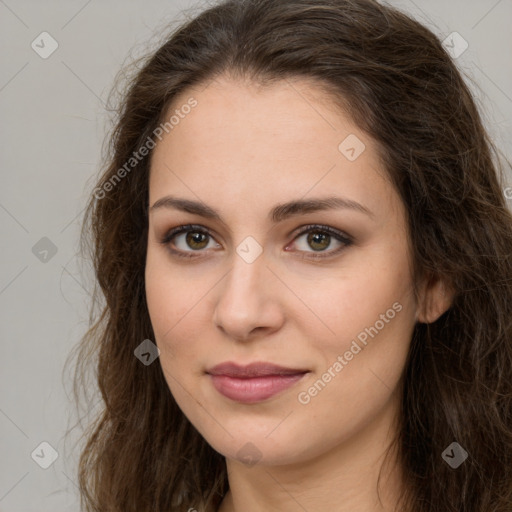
left=145, top=75, right=452, bottom=512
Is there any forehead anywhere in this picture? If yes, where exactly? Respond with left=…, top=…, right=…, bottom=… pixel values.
left=148, top=75, right=397, bottom=221
left=159, top=75, right=360, bottom=153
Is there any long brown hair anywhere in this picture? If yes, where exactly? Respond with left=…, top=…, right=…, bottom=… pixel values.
left=67, top=0, right=512, bottom=510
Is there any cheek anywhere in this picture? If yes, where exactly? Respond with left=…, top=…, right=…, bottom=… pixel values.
left=297, top=261, right=412, bottom=346
left=146, top=247, right=194, bottom=328
left=318, top=277, right=414, bottom=396
left=145, top=254, right=218, bottom=377
left=145, top=257, right=192, bottom=353
left=145, top=268, right=204, bottom=411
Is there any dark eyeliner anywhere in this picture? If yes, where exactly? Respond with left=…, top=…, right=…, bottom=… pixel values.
left=290, top=224, right=353, bottom=259
left=159, top=224, right=214, bottom=259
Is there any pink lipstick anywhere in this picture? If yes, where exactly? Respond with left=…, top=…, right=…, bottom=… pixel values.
left=206, top=361, right=309, bottom=403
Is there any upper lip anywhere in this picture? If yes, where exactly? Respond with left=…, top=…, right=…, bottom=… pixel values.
left=206, top=361, right=309, bottom=378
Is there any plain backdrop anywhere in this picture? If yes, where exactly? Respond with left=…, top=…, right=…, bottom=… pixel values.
left=1, top=0, right=511, bottom=510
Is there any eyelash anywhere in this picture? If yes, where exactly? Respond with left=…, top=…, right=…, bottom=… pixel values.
left=159, top=223, right=353, bottom=260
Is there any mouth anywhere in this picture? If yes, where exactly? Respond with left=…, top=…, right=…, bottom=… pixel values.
left=206, top=361, right=310, bottom=403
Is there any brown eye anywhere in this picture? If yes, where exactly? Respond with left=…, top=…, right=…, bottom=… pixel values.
left=185, top=231, right=209, bottom=250
left=160, top=224, right=220, bottom=258
left=307, top=231, right=331, bottom=251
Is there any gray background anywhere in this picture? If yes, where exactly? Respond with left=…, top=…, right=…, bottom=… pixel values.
left=1, top=0, right=511, bottom=510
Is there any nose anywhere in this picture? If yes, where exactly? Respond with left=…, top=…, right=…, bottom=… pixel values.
left=212, top=249, right=285, bottom=342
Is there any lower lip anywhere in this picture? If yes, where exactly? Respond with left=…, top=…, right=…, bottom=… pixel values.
left=209, top=373, right=307, bottom=403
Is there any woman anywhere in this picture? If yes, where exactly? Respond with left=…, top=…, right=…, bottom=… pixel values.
left=70, top=0, right=512, bottom=510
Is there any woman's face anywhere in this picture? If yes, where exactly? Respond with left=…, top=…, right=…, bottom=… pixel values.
left=145, top=76, right=423, bottom=467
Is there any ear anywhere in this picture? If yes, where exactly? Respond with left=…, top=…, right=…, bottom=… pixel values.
left=416, top=274, right=455, bottom=324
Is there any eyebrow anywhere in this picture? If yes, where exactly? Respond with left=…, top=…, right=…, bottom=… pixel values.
left=149, top=195, right=374, bottom=223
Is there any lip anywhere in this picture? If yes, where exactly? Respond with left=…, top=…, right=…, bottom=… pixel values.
left=207, top=361, right=309, bottom=377
left=206, top=361, right=309, bottom=403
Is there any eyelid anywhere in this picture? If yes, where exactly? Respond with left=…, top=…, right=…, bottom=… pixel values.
left=290, top=224, right=352, bottom=244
